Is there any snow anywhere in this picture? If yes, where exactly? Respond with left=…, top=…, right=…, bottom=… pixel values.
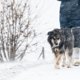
left=0, top=0, right=80, bottom=80
left=0, top=61, right=80, bottom=80
left=13, top=63, right=80, bottom=80
left=0, top=60, right=79, bottom=80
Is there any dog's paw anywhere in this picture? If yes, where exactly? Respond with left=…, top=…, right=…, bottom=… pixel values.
left=66, top=65, right=71, bottom=68
left=62, top=64, right=65, bottom=67
left=55, top=65, right=60, bottom=69
left=67, top=66, right=71, bottom=68
left=73, top=62, right=80, bottom=66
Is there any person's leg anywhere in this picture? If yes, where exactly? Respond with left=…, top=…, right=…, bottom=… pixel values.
left=73, top=48, right=80, bottom=66
left=60, top=13, right=68, bottom=28
left=60, top=12, right=73, bottom=28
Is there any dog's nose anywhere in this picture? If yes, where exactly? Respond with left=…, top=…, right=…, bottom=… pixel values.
left=55, top=43, right=58, bottom=45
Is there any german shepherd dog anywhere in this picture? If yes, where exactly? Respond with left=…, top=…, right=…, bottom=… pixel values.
left=47, top=28, right=74, bottom=69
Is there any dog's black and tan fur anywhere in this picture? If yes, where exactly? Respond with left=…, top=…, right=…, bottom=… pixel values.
left=47, top=28, right=74, bottom=68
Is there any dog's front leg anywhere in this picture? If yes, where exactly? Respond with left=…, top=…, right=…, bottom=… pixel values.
left=54, top=54, right=62, bottom=69
left=67, top=56, right=72, bottom=68
left=65, top=50, right=72, bottom=68
left=61, top=53, right=66, bottom=67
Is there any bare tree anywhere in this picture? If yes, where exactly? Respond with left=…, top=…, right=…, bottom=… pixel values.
left=0, top=0, right=36, bottom=61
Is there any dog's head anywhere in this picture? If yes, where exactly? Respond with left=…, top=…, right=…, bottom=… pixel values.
left=47, top=29, right=64, bottom=48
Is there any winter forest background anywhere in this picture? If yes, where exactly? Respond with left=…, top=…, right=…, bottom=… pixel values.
left=1, top=0, right=80, bottom=80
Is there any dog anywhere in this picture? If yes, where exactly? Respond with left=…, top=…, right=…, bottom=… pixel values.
left=47, top=28, right=74, bottom=68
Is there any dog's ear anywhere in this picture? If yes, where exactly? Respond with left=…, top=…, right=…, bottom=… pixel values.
left=47, top=31, right=53, bottom=35
left=58, top=29, right=63, bottom=34
left=58, top=29, right=63, bottom=33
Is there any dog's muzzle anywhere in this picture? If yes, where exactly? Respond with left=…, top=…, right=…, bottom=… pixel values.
left=52, top=45, right=59, bottom=49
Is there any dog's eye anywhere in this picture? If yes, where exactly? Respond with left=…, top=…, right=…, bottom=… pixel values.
left=53, top=37, right=56, bottom=40
left=57, top=38, right=59, bottom=40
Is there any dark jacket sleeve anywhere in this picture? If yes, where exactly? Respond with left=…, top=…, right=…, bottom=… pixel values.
left=78, top=0, right=80, bottom=5
left=57, top=0, right=70, bottom=1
